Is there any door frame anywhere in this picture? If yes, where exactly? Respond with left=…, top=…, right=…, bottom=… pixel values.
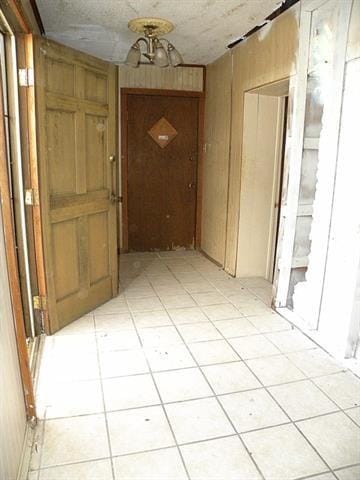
left=0, top=31, right=36, bottom=419
left=120, top=87, right=205, bottom=251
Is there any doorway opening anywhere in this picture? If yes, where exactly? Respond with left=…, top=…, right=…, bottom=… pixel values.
left=121, top=88, right=204, bottom=253
left=236, top=78, right=289, bottom=294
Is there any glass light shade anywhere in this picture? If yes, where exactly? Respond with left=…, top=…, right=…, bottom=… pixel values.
left=168, top=43, right=183, bottom=67
left=125, top=43, right=141, bottom=67
left=154, top=41, right=169, bottom=67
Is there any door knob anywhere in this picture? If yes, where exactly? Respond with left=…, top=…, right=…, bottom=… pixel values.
left=110, top=194, right=122, bottom=203
left=188, top=182, right=196, bottom=189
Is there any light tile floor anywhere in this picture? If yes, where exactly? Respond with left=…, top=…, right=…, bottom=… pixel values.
left=28, top=251, right=360, bottom=480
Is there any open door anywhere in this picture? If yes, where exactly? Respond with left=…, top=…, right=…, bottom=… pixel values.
left=34, top=37, right=118, bottom=333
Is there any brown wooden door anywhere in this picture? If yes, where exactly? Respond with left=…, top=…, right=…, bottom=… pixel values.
left=34, top=37, right=118, bottom=333
left=126, top=93, right=198, bottom=251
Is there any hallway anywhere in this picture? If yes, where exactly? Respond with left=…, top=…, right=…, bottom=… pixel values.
left=28, top=252, right=360, bottom=480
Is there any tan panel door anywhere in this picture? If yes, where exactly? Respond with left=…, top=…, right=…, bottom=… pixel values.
left=34, top=37, right=118, bottom=333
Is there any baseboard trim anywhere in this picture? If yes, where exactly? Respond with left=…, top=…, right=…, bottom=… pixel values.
left=198, top=248, right=224, bottom=269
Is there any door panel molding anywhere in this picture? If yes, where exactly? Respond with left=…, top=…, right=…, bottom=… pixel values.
left=34, top=36, right=118, bottom=333
left=121, top=87, right=205, bottom=251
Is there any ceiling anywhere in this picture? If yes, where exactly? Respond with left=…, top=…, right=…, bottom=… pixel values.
left=35, top=0, right=282, bottom=65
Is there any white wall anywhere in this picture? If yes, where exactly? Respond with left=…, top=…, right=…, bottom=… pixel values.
left=0, top=208, right=27, bottom=479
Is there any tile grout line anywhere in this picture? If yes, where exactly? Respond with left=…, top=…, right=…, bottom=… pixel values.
left=124, top=292, right=193, bottom=480
left=181, top=274, right=342, bottom=479
left=92, top=312, right=117, bottom=480
left=32, top=252, right=360, bottom=478
left=202, top=313, right=341, bottom=479
left=263, top=331, right=360, bottom=430
left=119, top=254, right=360, bottom=478
left=153, top=290, right=267, bottom=480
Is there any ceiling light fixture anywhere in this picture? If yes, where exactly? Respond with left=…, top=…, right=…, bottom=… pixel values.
left=125, top=17, right=183, bottom=68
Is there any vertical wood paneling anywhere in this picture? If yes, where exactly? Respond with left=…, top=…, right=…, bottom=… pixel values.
left=201, top=52, right=231, bottom=264
left=119, top=65, right=204, bottom=92
left=226, top=6, right=300, bottom=275
left=202, top=4, right=300, bottom=274
left=0, top=208, right=27, bottom=480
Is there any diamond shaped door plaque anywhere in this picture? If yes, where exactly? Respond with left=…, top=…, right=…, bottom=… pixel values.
left=148, top=117, right=178, bottom=149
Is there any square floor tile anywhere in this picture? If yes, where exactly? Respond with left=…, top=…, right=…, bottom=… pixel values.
left=108, top=405, right=174, bottom=455
left=229, top=334, right=280, bottom=359
left=223, top=291, right=257, bottom=303
left=113, top=448, right=187, bottom=480
left=99, top=349, right=149, bottom=378
left=309, top=474, right=336, bottom=480
left=189, top=340, right=239, bottom=365
left=39, top=351, right=99, bottom=383
left=269, top=380, right=339, bottom=421
left=265, top=329, right=316, bottom=353
left=202, top=304, right=242, bottom=321
left=138, top=326, right=183, bottom=347
left=165, top=397, right=234, bottom=443
left=160, top=294, right=196, bottom=309
left=43, top=333, right=97, bottom=356
left=41, top=414, right=109, bottom=467
left=220, top=389, right=288, bottom=432
left=154, top=285, right=187, bottom=296
left=202, top=362, right=261, bottom=394
left=174, top=272, right=204, bottom=283
left=183, top=281, right=215, bottom=293
left=313, top=372, right=360, bottom=409
left=145, top=345, right=196, bottom=372
left=132, top=310, right=172, bottom=328
left=103, top=374, right=160, bottom=411
left=37, top=379, right=103, bottom=419
left=297, top=412, right=360, bottom=469
left=96, top=330, right=140, bottom=352
left=38, top=459, right=113, bottom=480
left=286, top=349, right=344, bottom=377
left=246, top=355, right=306, bottom=386
left=149, top=275, right=180, bottom=287
left=239, top=277, right=271, bottom=288
left=238, top=305, right=274, bottom=317
left=168, top=307, right=208, bottom=325
left=180, top=436, right=261, bottom=480
left=192, top=292, right=228, bottom=306
left=154, top=367, right=213, bottom=402
left=124, top=286, right=156, bottom=298
left=335, top=466, right=360, bottom=480
left=242, top=423, right=326, bottom=480
left=94, top=299, right=129, bottom=315
left=127, top=296, right=164, bottom=312
left=214, top=318, right=259, bottom=338
left=95, top=313, right=134, bottom=332
left=346, top=406, right=360, bottom=426
left=247, top=313, right=291, bottom=332
left=177, top=322, right=222, bottom=343
left=56, top=314, right=94, bottom=335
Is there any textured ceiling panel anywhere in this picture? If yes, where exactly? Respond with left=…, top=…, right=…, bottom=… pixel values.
left=35, top=0, right=282, bottom=65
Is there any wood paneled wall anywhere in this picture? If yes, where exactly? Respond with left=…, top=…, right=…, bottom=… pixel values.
left=119, top=65, right=204, bottom=92
left=202, top=4, right=300, bottom=274
left=201, top=52, right=231, bottom=264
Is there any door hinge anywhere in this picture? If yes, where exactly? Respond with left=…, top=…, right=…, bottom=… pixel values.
left=33, top=295, right=47, bottom=311
left=18, top=68, right=34, bottom=87
left=25, top=188, right=39, bottom=206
